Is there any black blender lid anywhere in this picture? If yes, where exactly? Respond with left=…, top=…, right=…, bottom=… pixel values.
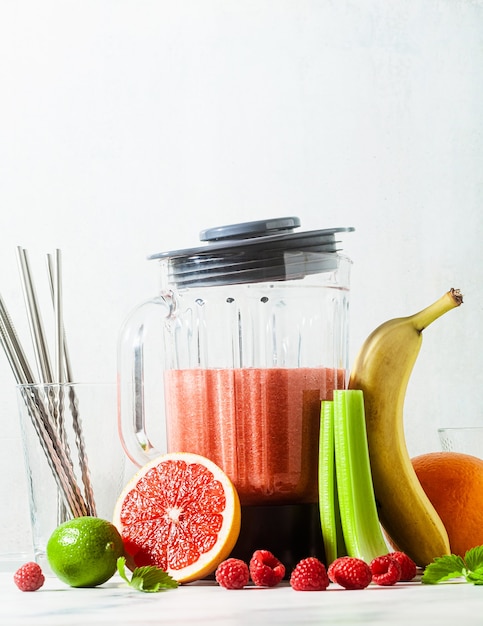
left=149, top=217, right=354, bottom=287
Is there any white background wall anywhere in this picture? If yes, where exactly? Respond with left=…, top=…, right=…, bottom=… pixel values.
left=1, top=0, right=482, bottom=538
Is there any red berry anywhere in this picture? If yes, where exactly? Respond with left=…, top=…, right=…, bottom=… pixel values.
left=215, top=558, right=250, bottom=589
left=387, top=551, right=417, bottom=581
left=13, top=562, right=45, bottom=592
left=290, top=557, right=329, bottom=591
left=249, top=549, right=285, bottom=587
left=327, top=557, right=372, bottom=590
left=370, top=555, right=401, bottom=586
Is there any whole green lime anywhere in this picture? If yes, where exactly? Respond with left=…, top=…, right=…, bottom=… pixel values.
left=46, top=516, right=125, bottom=587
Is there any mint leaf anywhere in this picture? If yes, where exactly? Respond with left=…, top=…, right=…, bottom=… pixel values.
left=422, top=546, right=483, bottom=585
left=130, top=566, right=178, bottom=592
left=466, top=569, right=483, bottom=585
left=421, top=554, right=465, bottom=584
left=116, top=557, right=178, bottom=593
left=117, top=556, right=130, bottom=584
left=464, top=545, right=483, bottom=572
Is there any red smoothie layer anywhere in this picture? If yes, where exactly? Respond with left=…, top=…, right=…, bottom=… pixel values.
left=164, top=367, right=345, bottom=505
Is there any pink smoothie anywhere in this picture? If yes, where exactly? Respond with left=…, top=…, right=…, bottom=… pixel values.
left=164, top=367, right=345, bottom=505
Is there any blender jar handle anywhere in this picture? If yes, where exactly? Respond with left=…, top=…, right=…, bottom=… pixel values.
left=117, top=295, right=172, bottom=467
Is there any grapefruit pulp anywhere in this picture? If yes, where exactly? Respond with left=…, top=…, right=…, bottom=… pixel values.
left=113, top=452, right=241, bottom=583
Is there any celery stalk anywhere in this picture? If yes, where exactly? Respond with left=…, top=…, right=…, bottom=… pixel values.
left=332, top=389, right=388, bottom=562
left=319, top=400, right=346, bottom=565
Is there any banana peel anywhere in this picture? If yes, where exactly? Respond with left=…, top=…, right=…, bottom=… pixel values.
left=348, top=289, right=463, bottom=566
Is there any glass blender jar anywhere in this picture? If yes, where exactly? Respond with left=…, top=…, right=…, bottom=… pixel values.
left=118, top=217, right=353, bottom=572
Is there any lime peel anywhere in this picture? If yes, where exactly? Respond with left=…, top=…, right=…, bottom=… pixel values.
left=46, top=516, right=125, bottom=588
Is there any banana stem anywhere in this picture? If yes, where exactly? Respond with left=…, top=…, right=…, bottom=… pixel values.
left=410, top=288, right=463, bottom=333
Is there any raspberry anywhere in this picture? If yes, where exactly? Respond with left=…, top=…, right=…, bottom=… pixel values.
left=370, top=555, right=401, bottom=586
left=215, top=558, right=250, bottom=589
left=387, top=551, right=417, bottom=581
left=327, top=557, right=372, bottom=590
left=13, top=562, right=45, bottom=592
left=249, top=550, right=285, bottom=587
left=290, top=557, right=329, bottom=591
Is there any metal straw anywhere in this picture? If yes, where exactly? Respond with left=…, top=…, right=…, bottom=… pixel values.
left=18, top=247, right=71, bottom=523
left=0, top=294, right=35, bottom=385
left=0, top=294, right=88, bottom=517
left=0, top=248, right=98, bottom=520
left=16, top=247, right=53, bottom=384
left=47, top=252, right=96, bottom=515
left=53, top=250, right=64, bottom=384
left=20, top=384, right=88, bottom=518
left=52, top=250, right=68, bottom=523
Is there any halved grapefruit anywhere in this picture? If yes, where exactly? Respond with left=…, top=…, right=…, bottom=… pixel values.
left=113, top=452, right=241, bottom=583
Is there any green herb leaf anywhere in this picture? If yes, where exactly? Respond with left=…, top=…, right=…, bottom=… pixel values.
left=464, top=545, right=483, bottom=573
left=130, top=566, right=179, bottom=592
left=422, top=546, right=483, bottom=585
left=421, top=554, right=465, bottom=584
left=466, top=569, right=483, bottom=585
left=117, top=556, right=130, bottom=584
left=116, top=557, right=178, bottom=593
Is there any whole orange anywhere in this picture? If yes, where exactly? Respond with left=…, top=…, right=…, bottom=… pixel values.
left=411, top=451, right=483, bottom=558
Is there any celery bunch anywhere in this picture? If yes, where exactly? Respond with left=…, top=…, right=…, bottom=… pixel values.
left=319, top=389, right=388, bottom=564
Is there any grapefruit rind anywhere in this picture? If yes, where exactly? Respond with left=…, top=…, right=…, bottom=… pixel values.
left=113, top=451, right=241, bottom=583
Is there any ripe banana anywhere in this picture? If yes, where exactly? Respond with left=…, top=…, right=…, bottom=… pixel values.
left=348, top=288, right=463, bottom=566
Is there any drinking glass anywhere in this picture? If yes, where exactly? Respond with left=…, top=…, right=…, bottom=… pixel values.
left=17, top=382, right=126, bottom=572
left=438, top=427, right=483, bottom=459
left=0, top=435, right=32, bottom=571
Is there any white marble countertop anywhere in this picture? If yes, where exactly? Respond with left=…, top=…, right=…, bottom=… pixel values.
left=1, top=572, right=482, bottom=625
